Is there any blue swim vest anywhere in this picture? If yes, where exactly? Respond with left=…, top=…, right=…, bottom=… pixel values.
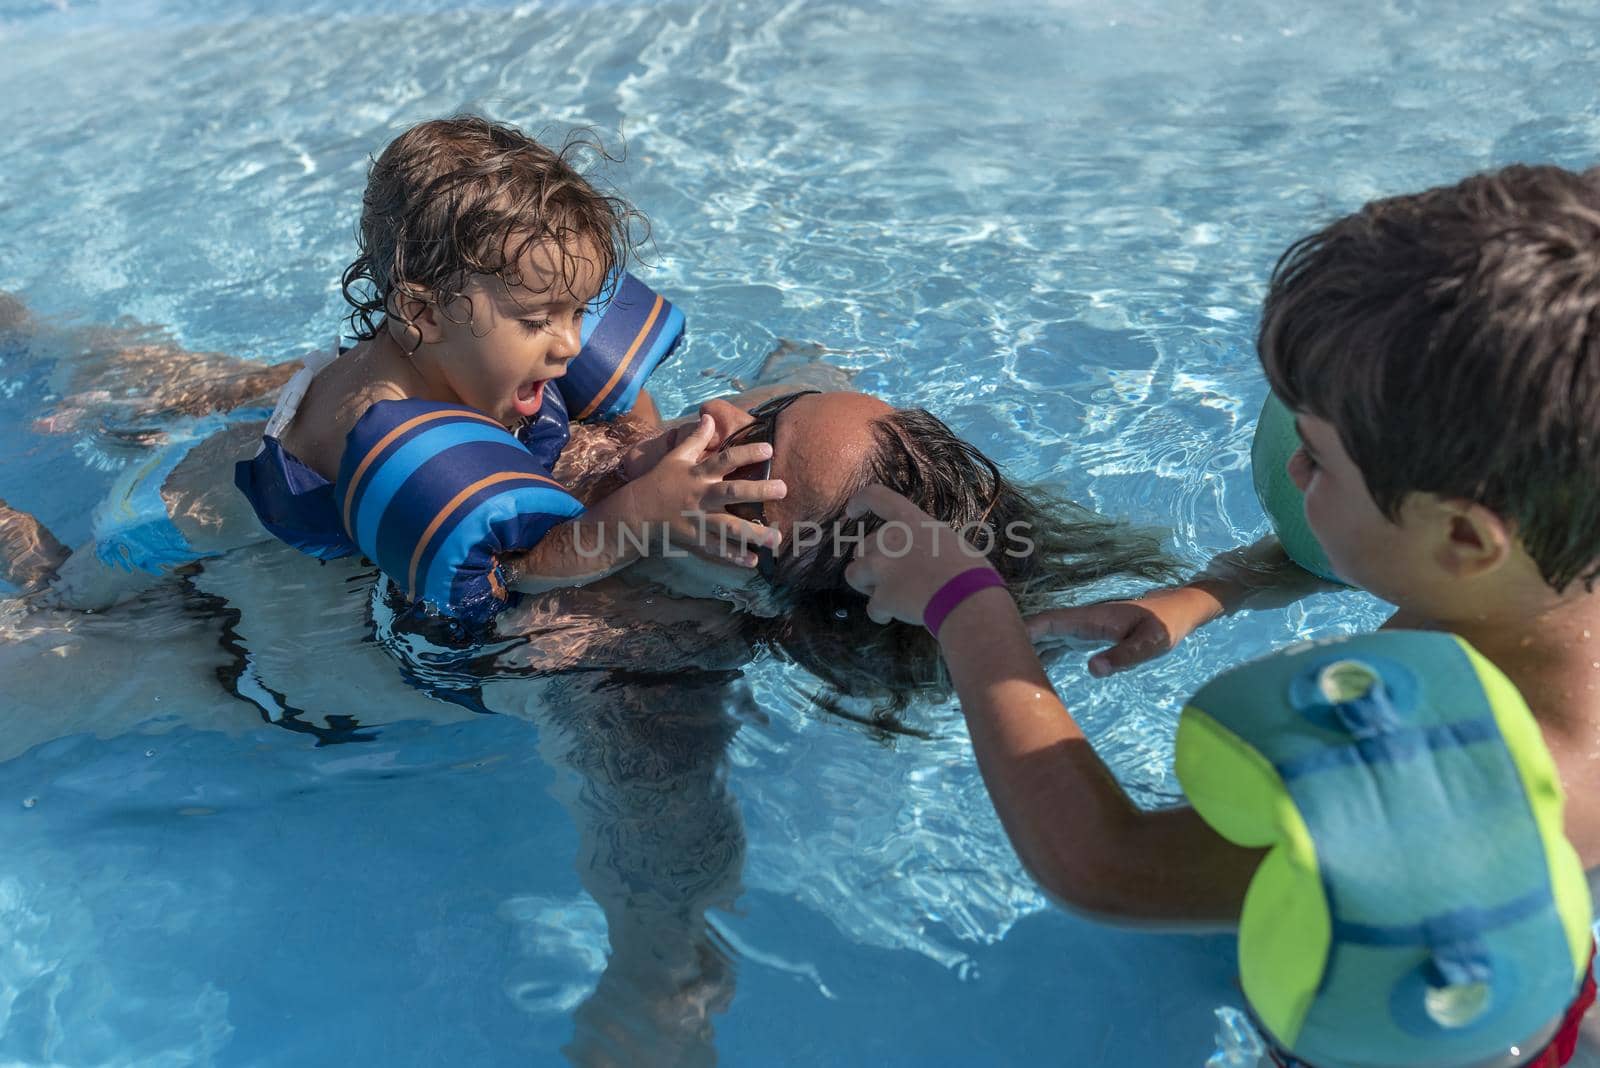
left=1177, top=631, right=1590, bottom=1068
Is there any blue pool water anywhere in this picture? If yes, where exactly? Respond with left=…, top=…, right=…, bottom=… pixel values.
left=2, top=0, right=1599, bottom=1064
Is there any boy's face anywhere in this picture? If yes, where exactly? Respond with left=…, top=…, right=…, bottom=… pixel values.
left=1288, top=413, right=1441, bottom=609
left=420, top=239, right=606, bottom=427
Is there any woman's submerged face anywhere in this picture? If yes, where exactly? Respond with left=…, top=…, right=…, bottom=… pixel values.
left=619, top=390, right=894, bottom=607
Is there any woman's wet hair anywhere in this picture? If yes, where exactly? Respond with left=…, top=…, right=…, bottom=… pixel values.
left=340, top=114, right=643, bottom=351
left=758, top=407, right=1178, bottom=722
left=1259, top=163, right=1600, bottom=593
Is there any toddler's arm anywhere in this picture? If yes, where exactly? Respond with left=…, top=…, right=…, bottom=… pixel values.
left=1027, top=535, right=1335, bottom=677
left=618, top=387, right=661, bottom=430
left=505, top=414, right=784, bottom=593
left=845, top=485, right=1263, bottom=925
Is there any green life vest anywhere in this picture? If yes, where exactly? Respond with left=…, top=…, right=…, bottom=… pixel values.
left=1176, top=631, right=1590, bottom=1067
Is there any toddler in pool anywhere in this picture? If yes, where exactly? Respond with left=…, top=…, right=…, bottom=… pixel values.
left=233, top=115, right=784, bottom=617
left=1, top=116, right=785, bottom=616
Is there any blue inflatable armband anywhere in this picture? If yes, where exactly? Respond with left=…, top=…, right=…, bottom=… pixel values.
left=560, top=271, right=685, bottom=422
left=1177, top=631, right=1591, bottom=1068
left=336, top=400, right=584, bottom=624
left=1252, top=392, right=1342, bottom=583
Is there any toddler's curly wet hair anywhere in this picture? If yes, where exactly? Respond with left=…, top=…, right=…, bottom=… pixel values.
left=340, top=114, right=640, bottom=350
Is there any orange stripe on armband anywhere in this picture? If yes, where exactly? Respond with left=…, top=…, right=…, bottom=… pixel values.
left=574, top=294, right=664, bottom=421
left=340, top=407, right=504, bottom=538
left=405, top=470, right=565, bottom=600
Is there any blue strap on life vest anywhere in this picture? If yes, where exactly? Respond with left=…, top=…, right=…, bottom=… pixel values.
left=335, top=400, right=584, bottom=624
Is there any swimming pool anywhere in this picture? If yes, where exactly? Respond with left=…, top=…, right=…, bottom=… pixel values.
left=2, top=0, right=1597, bottom=1064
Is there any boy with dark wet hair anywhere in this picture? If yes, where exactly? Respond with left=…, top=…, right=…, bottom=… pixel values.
left=1026, top=163, right=1600, bottom=867
left=843, top=164, right=1600, bottom=1065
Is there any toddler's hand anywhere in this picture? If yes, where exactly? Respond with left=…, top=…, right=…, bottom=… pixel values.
left=622, top=415, right=787, bottom=566
left=1026, top=585, right=1218, bottom=677
left=842, top=484, right=994, bottom=625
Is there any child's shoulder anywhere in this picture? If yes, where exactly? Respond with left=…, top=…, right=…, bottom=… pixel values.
left=280, top=341, right=408, bottom=481
left=1553, top=750, right=1600, bottom=870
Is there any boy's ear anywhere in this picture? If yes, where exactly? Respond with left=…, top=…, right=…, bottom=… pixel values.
left=388, top=285, right=444, bottom=347
left=1430, top=497, right=1513, bottom=578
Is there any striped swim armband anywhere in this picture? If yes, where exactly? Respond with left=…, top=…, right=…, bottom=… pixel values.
left=336, top=400, right=585, bottom=624
left=559, top=271, right=686, bottom=422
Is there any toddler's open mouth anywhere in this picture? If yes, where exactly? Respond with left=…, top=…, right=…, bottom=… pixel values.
left=512, top=378, right=546, bottom=418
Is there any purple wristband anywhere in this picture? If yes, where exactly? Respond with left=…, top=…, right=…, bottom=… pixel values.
left=923, top=567, right=1007, bottom=637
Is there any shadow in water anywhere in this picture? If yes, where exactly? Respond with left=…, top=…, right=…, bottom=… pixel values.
left=536, top=669, right=747, bottom=1066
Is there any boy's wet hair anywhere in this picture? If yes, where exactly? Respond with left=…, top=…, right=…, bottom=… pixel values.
left=340, top=114, right=641, bottom=349
left=1259, top=164, right=1600, bottom=592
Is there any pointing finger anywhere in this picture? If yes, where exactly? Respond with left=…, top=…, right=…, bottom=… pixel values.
left=844, top=484, right=926, bottom=525
left=843, top=555, right=877, bottom=595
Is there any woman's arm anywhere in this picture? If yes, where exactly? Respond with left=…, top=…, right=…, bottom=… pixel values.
left=0, top=499, right=70, bottom=592
left=37, top=341, right=301, bottom=435
left=163, top=421, right=277, bottom=555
